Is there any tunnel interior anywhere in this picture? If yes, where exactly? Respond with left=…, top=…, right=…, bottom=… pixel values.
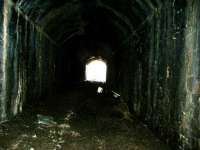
left=0, top=0, right=200, bottom=150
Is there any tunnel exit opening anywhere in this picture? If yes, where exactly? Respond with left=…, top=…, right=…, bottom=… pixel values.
left=85, top=59, right=107, bottom=83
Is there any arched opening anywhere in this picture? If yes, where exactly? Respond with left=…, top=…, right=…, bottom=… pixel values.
left=85, top=58, right=107, bottom=83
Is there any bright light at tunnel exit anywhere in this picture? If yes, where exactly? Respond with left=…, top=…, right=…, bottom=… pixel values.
left=85, top=59, right=107, bottom=83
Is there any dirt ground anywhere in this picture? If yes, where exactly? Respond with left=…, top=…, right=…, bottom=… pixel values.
left=0, top=86, right=171, bottom=150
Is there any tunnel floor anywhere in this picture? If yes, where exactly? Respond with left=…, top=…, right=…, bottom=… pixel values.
left=0, top=85, right=171, bottom=150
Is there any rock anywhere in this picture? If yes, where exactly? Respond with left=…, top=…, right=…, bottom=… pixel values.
left=69, top=131, right=81, bottom=137
left=56, top=144, right=62, bottom=149
left=58, top=123, right=70, bottom=129
left=32, top=134, right=37, bottom=138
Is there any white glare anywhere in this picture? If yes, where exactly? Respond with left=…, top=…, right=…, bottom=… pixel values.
left=86, top=60, right=107, bottom=83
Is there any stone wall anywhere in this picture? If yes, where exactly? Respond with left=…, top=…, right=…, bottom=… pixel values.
left=0, top=0, right=57, bottom=122
left=117, top=0, right=200, bottom=149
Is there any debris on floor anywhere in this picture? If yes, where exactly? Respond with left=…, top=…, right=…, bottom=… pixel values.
left=0, top=89, right=171, bottom=150
left=112, top=91, right=120, bottom=98
left=37, top=114, right=57, bottom=127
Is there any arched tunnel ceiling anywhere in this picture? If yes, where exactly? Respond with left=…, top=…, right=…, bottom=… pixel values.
left=11, top=0, right=162, bottom=45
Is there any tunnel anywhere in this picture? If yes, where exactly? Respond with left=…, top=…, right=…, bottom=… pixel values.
left=0, top=0, right=200, bottom=149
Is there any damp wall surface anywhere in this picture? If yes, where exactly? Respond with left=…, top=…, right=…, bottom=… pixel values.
left=0, top=0, right=4, bottom=121
left=116, top=0, right=200, bottom=149
left=0, top=0, right=56, bottom=123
